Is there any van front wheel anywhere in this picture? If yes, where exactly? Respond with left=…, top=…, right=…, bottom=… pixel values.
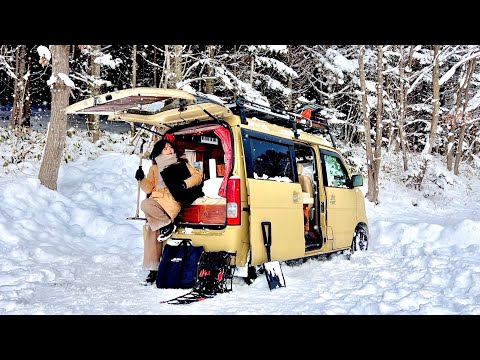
left=351, top=224, right=368, bottom=252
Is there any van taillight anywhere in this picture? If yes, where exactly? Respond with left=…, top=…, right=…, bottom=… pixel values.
left=226, top=177, right=241, bottom=225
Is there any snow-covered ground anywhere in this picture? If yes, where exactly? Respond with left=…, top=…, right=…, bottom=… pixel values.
left=1, top=127, right=479, bottom=315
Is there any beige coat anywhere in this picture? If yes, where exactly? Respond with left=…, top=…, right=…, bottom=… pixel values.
left=139, top=161, right=203, bottom=219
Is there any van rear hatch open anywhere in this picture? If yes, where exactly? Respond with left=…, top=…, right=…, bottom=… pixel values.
left=166, top=122, right=234, bottom=229
left=64, top=87, right=232, bottom=128
left=64, top=88, right=236, bottom=229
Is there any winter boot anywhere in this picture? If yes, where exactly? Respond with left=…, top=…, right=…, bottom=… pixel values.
left=157, top=223, right=176, bottom=241
left=145, top=270, right=158, bottom=285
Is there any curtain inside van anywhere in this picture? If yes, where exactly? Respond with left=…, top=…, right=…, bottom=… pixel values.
left=214, top=126, right=231, bottom=198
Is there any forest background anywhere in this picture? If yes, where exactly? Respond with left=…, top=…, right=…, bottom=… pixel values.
left=1, top=44, right=479, bottom=202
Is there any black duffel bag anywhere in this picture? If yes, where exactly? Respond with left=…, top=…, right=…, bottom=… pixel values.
left=156, top=239, right=204, bottom=289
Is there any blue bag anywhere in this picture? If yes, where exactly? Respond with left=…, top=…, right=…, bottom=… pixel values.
left=156, top=239, right=204, bottom=289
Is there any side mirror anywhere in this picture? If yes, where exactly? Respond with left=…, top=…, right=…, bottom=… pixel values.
left=351, top=174, right=363, bottom=187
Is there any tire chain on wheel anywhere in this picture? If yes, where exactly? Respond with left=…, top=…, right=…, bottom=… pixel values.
left=352, top=225, right=368, bottom=252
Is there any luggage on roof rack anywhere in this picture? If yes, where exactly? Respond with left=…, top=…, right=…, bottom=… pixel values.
left=233, top=98, right=337, bottom=148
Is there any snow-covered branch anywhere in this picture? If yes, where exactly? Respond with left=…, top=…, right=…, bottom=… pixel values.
left=439, top=51, right=480, bottom=86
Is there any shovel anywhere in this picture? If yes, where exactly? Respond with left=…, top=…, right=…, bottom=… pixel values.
left=127, top=138, right=147, bottom=221
left=261, top=221, right=286, bottom=290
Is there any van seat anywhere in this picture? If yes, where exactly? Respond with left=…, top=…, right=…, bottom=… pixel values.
left=297, top=163, right=314, bottom=218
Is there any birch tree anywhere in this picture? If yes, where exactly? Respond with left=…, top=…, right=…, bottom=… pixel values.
left=86, top=44, right=101, bottom=142
left=152, top=46, right=158, bottom=87
left=205, top=45, right=215, bottom=94
left=287, top=45, right=293, bottom=110
left=453, top=58, right=476, bottom=175
left=11, top=45, right=28, bottom=129
left=23, top=49, right=32, bottom=127
left=38, top=45, right=71, bottom=190
left=423, top=45, right=441, bottom=155
left=447, top=62, right=467, bottom=171
left=398, top=46, right=408, bottom=171
left=168, top=45, right=183, bottom=89
left=249, top=50, right=255, bottom=85
left=131, top=45, right=137, bottom=88
left=370, top=45, right=384, bottom=203
left=162, top=45, right=170, bottom=89
left=358, top=46, right=375, bottom=202
left=129, top=45, right=138, bottom=137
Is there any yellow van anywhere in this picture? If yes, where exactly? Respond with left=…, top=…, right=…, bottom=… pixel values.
left=65, top=87, right=368, bottom=282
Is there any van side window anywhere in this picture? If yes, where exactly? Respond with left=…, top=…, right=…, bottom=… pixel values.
left=322, top=153, right=349, bottom=188
left=247, top=138, right=293, bottom=182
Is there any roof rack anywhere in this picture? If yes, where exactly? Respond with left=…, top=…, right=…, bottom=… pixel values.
left=234, top=98, right=337, bottom=148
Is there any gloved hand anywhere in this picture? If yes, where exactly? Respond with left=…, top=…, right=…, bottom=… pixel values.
left=135, top=166, right=145, bottom=181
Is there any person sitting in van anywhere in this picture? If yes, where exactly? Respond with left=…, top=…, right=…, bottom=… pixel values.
left=135, top=137, right=203, bottom=285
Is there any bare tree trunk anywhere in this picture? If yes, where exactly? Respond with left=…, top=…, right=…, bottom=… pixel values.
left=390, top=46, right=414, bottom=154
left=447, top=53, right=476, bottom=172
left=205, top=45, right=215, bottom=94
left=386, top=60, right=396, bottom=152
left=386, top=125, right=395, bottom=151
left=345, top=105, right=354, bottom=145
left=358, top=46, right=375, bottom=202
left=407, top=45, right=415, bottom=69
left=250, top=54, right=255, bottom=85
left=131, top=45, right=137, bottom=88
left=11, top=45, right=27, bottom=129
left=233, top=45, right=238, bottom=101
left=153, top=46, right=157, bottom=87
left=168, top=45, right=182, bottom=89
left=130, top=45, right=137, bottom=137
left=87, top=45, right=101, bottom=142
left=163, top=45, right=170, bottom=89
left=424, top=45, right=440, bottom=155
left=327, top=77, right=333, bottom=110
left=371, top=45, right=384, bottom=203
left=447, top=123, right=459, bottom=170
left=387, top=111, right=397, bottom=151
left=38, top=45, right=70, bottom=191
left=287, top=45, right=293, bottom=110
left=446, top=57, right=466, bottom=171
left=455, top=124, right=467, bottom=175
left=474, top=127, right=480, bottom=156
left=454, top=58, right=476, bottom=175
left=446, top=125, right=457, bottom=172
left=398, top=46, right=408, bottom=171
left=24, top=47, right=32, bottom=128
